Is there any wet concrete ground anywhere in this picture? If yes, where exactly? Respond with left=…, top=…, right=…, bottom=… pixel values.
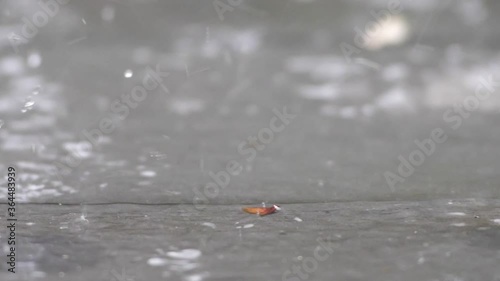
left=1, top=199, right=500, bottom=281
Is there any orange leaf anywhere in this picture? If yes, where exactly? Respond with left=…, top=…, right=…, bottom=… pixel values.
left=242, top=205, right=280, bottom=216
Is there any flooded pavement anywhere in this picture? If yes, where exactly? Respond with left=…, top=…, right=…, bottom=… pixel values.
left=1, top=200, right=500, bottom=281
left=1, top=0, right=500, bottom=280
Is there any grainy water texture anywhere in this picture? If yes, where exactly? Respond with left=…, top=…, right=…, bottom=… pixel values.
left=0, top=0, right=500, bottom=280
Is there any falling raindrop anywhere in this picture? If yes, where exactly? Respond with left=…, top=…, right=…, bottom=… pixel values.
left=0, top=120, right=4, bottom=129
left=124, top=69, right=133, bottom=78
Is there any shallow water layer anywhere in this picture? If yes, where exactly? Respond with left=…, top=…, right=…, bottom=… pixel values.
left=1, top=0, right=500, bottom=204
left=0, top=199, right=499, bottom=281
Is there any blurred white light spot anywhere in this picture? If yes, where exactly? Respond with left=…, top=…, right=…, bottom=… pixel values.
left=231, top=30, right=261, bottom=55
left=363, top=15, right=409, bottom=50
left=124, top=69, right=133, bottom=78
left=185, top=274, right=205, bottom=281
left=168, top=98, right=205, bottom=115
left=166, top=249, right=201, bottom=260
left=140, top=170, right=156, bottom=178
left=147, top=257, right=167, bottom=267
left=0, top=56, right=25, bottom=76
left=297, top=83, right=339, bottom=101
left=339, top=106, right=357, bottom=119
left=382, top=63, right=408, bottom=82
left=202, top=222, right=216, bottom=229
left=101, top=5, right=115, bottom=22
left=376, top=87, right=414, bottom=113
left=447, top=212, right=466, bottom=216
left=418, top=256, right=425, bottom=264
left=27, top=51, right=42, bottom=68
left=63, top=141, right=93, bottom=159
left=149, top=151, right=168, bottom=160
left=31, top=271, right=46, bottom=278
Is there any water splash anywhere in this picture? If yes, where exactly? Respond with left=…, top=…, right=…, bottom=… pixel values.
left=166, top=249, right=201, bottom=260
left=149, top=151, right=168, bottom=160
left=21, top=96, right=35, bottom=113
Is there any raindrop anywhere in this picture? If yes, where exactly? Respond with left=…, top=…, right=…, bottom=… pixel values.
left=0, top=120, right=4, bottom=129
left=25, top=100, right=35, bottom=107
left=124, top=69, right=133, bottom=78
left=21, top=96, right=35, bottom=113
